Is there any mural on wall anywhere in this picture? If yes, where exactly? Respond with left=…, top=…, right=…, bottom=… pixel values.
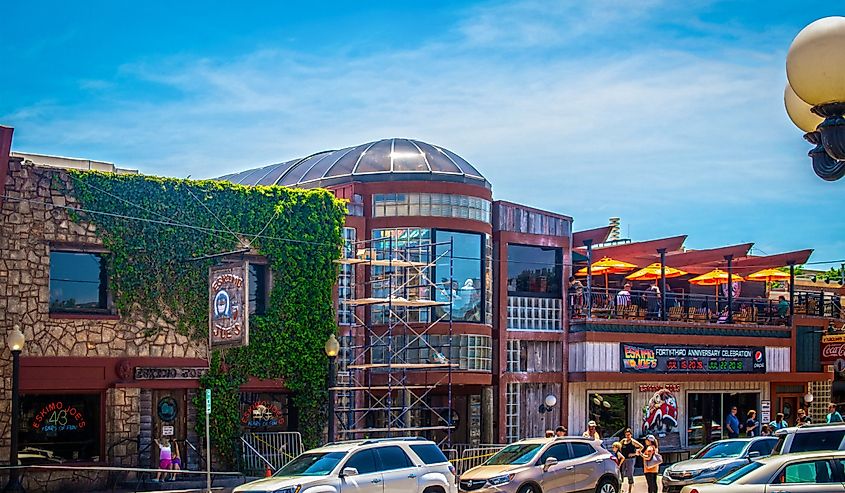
left=642, top=387, right=679, bottom=435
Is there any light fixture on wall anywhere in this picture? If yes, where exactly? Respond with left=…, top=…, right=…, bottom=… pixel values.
left=539, top=394, right=557, bottom=414
left=804, top=393, right=814, bottom=405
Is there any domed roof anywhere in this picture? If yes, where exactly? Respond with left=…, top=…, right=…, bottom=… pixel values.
left=219, top=138, right=490, bottom=189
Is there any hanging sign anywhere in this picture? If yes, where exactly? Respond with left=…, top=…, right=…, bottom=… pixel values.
left=821, top=334, right=845, bottom=364
left=209, top=262, right=250, bottom=348
left=621, top=344, right=766, bottom=374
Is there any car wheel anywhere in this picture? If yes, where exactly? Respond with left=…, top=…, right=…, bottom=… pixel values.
left=596, top=477, right=618, bottom=493
left=517, top=484, right=539, bottom=493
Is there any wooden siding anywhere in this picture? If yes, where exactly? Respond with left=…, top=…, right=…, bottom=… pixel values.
left=568, top=342, right=619, bottom=372
left=766, top=347, right=791, bottom=373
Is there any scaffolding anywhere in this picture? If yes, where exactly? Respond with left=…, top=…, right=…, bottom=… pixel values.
left=333, top=232, right=456, bottom=445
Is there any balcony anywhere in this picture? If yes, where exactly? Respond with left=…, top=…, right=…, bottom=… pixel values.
left=569, top=289, right=794, bottom=338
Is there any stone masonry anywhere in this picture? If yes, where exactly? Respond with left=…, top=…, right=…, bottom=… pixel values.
left=0, top=159, right=208, bottom=489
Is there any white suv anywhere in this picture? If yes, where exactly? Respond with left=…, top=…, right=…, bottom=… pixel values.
left=234, top=437, right=457, bottom=493
left=771, top=422, right=845, bottom=455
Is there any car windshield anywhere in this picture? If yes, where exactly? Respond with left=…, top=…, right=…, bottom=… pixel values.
left=715, top=461, right=764, bottom=484
left=274, top=452, right=346, bottom=476
left=485, top=444, right=543, bottom=465
left=694, top=441, right=747, bottom=459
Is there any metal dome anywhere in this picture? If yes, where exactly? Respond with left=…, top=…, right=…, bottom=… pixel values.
left=218, top=138, right=490, bottom=189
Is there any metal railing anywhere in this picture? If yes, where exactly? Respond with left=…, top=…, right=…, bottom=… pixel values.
left=793, top=291, right=844, bottom=319
left=239, top=432, right=303, bottom=476
left=453, top=444, right=506, bottom=475
left=570, top=290, right=792, bottom=325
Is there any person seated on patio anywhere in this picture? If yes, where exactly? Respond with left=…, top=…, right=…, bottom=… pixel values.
left=616, top=283, right=632, bottom=306
left=716, top=307, right=729, bottom=324
left=777, top=295, right=790, bottom=323
left=645, top=283, right=660, bottom=319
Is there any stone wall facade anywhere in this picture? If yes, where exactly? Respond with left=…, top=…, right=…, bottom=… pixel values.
left=0, top=160, right=208, bottom=490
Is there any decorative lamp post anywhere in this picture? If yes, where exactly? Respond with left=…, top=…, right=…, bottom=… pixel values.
left=324, top=333, right=340, bottom=444
left=4, top=325, right=26, bottom=493
left=785, top=16, right=845, bottom=181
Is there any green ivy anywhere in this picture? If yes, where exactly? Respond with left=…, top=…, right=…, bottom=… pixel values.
left=63, top=170, right=345, bottom=463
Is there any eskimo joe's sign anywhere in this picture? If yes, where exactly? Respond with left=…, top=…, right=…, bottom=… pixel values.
left=32, top=401, right=86, bottom=432
left=621, top=344, right=766, bottom=374
left=821, top=334, right=845, bottom=364
left=209, top=262, right=249, bottom=348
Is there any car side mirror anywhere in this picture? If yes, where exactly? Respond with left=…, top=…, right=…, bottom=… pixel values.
left=543, top=457, right=558, bottom=471
left=341, top=467, right=359, bottom=477
left=747, top=451, right=760, bottom=459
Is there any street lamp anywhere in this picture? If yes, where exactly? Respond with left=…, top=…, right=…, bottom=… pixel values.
left=4, top=325, right=25, bottom=493
left=324, top=333, right=340, bottom=444
left=784, top=16, right=845, bottom=181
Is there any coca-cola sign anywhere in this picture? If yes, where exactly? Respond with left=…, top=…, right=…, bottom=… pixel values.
left=821, top=334, right=845, bottom=364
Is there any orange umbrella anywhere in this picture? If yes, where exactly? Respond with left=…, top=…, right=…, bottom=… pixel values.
left=689, top=269, right=745, bottom=297
left=576, top=257, right=638, bottom=299
left=625, top=263, right=688, bottom=281
left=746, top=268, right=791, bottom=298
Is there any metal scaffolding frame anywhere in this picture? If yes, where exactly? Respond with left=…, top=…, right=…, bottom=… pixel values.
left=333, top=232, right=456, bottom=445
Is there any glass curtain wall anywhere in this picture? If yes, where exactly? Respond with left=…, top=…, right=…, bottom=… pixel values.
left=371, top=228, right=431, bottom=324
left=434, top=231, right=484, bottom=323
left=507, top=244, right=562, bottom=297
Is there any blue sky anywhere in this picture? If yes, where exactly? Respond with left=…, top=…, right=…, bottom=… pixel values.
left=2, top=1, right=843, bottom=268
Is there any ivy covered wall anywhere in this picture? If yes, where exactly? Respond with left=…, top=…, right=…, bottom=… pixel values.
left=65, top=170, right=346, bottom=461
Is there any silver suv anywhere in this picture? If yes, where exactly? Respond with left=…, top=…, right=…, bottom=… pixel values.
left=459, top=437, right=621, bottom=493
left=772, top=422, right=845, bottom=455
left=234, top=437, right=457, bottom=493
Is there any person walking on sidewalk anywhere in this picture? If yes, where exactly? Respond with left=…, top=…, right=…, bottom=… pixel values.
left=640, top=435, right=661, bottom=493
left=619, top=428, right=643, bottom=493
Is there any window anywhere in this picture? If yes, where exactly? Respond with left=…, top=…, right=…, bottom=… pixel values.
left=434, top=230, right=484, bottom=323
left=507, top=296, right=562, bottom=331
left=789, top=430, right=845, bottom=453
left=49, top=251, right=109, bottom=313
left=276, top=452, right=346, bottom=476
left=539, top=444, right=570, bottom=462
left=338, top=228, right=357, bottom=325
left=506, top=383, right=520, bottom=442
left=248, top=263, right=268, bottom=315
left=19, top=394, right=101, bottom=462
left=569, top=443, right=595, bottom=459
left=239, top=392, right=289, bottom=431
left=749, top=438, right=777, bottom=457
left=777, top=460, right=836, bottom=484
left=409, top=444, right=448, bottom=465
left=375, top=446, right=413, bottom=471
left=687, top=392, right=759, bottom=446
left=589, top=393, right=630, bottom=440
left=507, top=245, right=562, bottom=297
left=370, top=228, right=431, bottom=324
left=372, top=193, right=491, bottom=223
left=345, top=449, right=378, bottom=474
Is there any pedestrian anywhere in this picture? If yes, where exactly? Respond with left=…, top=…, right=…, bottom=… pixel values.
left=828, top=403, right=844, bottom=423
left=797, top=409, right=809, bottom=427
left=769, top=412, right=788, bottom=431
left=725, top=406, right=740, bottom=438
left=745, top=410, right=759, bottom=437
left=760, top=423, right=771, bottom=436
left=611, top=442, right=625, bottom=467
left=640, top=435, right=661, bottom=493
left=169, top=441, right=182, bottom=481
left=554, top=425, right=567, bottom=437
left=153, top=437, right=172, bottom=483
left=619, top=428, right=642, bottom=493
left=545, top=429, right=554, bottom=438
left=582, top=420, right=601, bottom=440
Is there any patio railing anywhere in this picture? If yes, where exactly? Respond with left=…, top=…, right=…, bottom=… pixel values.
left=569, top=289, right=791, bottom=325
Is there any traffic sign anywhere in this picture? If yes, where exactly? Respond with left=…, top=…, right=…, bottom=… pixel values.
left=205, top=388, right=212, bottom=414
left=835, top=358, right=845, bottom=373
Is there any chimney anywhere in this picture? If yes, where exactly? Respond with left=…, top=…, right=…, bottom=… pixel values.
left=608, top=217, right=621, bottom=241
left=0, top=125, right=14, bottom=207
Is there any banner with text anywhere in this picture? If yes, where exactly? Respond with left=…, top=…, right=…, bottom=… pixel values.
left=821, top=333, right=845, bottom=364
left=621, top=344, right=766, bottom=374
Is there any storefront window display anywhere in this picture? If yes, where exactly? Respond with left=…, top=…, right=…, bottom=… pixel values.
left=687, top=392, right=759, bottom=447
left=18, top=393, right=101, bottom=462
left=589, top=393, right=630, bottom=440
left=239, top=392, right=290, bottom=431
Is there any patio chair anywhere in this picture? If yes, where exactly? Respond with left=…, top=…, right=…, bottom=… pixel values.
left=691, top=307, right=709, bottom=322
left=614, top=304, right=626, bottom=319
left=668, top=306, right=684, bottom=321
left=624, top=305, right=639, bottom=319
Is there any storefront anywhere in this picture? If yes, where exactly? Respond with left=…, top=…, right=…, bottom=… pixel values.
left=568, top=342, right=781, bottom=451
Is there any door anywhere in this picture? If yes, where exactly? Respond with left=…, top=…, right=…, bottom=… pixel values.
left=568, top=442, right=601, bottom=492
left=151, top=389, right=188, bottom=467
left=766, top=459, right=845, bottom=493
left=341, top=448, right=384, bottom=493
left=777, top=397, right=799, bottom=426
left=537, top=443, right=574, bottom=493
left=374, top=446, right=419, bottom=492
